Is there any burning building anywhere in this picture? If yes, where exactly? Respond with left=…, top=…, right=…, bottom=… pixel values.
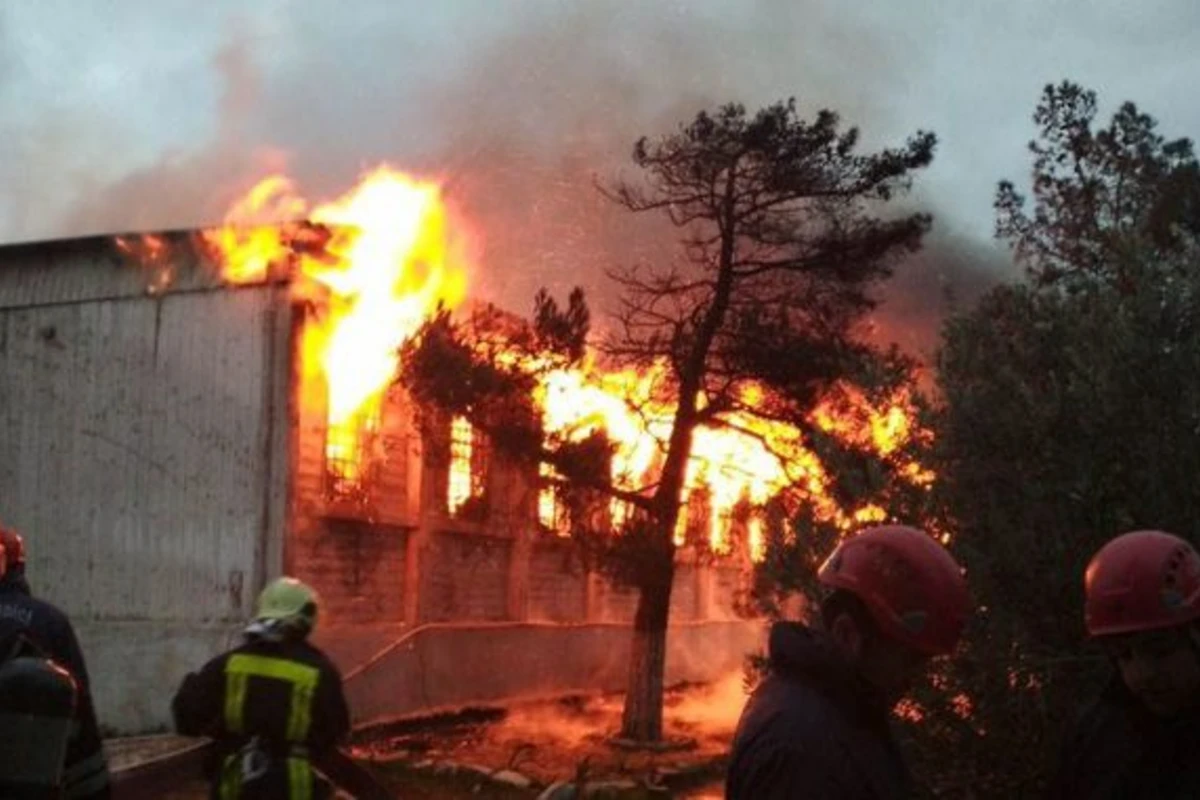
left=0, top=168, right=774, bottom=734
left=0, top=167, right=932, bottom=734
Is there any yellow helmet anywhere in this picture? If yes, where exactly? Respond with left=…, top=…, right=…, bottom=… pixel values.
left=254, top=577, right=319, bottom=634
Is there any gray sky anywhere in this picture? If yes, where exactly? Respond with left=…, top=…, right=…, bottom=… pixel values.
left=2, top=0, right=1197, bottom=346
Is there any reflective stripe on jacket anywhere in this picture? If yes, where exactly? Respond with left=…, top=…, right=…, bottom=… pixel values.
left=173, top=636, right=351, bottom=800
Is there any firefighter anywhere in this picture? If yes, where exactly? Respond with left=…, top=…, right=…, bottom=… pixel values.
left=726, top=524, right=971, bottom=799
left=0, top=524, right=32, bottom=595
left=172, top=576, right=390, bottom=799
left=0, top=528, right=112, bottom=799
left=1047, top=530, right=1200, bottom=798
left=0, top=538, right=81, bottom=798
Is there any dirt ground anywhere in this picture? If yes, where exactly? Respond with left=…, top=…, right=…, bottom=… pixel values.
left=153, top=787, right=206, bottom=800
left=109, top=677, right=743, bottom=798
left=141, top=771, right=725, bottom=799
left=350, top=675, right=743, bottom=789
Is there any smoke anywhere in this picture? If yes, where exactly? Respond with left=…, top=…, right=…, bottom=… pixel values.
left=11, top=1, right=1010, bottom=350
left=394, top=0, right=937, bottom=318
left=407, top=0, right=1012, bottom=351
left=667, top=671, right=749, bottom=735
left=59, top=30, right=290, bottom=238
left=866, top=234, right=1013, bottom=362
left=498, top=693, right=624, bottom=748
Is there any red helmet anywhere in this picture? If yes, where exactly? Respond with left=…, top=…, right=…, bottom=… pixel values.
left=818, top=524, right=971, bottom=656
left=0, top=527, right=25, bottom=570
left=1084, top=530, right=1200, bottom=637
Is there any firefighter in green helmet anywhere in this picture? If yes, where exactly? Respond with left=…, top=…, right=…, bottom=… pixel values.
left=172, top=577, right=389, bottom=799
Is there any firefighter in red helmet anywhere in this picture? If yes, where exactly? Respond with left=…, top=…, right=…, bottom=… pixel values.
left=0, top=537, right=81, bottom=798
left=1048, top=530, right=1200, bottom=798
left=726, top=524, right=971, bottom=799
left=0, top=525, right=29, bottom=595
left=0, top=525, right=111, bottom=799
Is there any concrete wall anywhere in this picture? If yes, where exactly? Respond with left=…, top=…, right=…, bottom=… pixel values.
left=79, top=621, right=245, bottom=734
left=0, top=235, right=293, bottom=733
left=528, top=540, right=587, bottom=622
left=325, top=619, right=765, bottom=727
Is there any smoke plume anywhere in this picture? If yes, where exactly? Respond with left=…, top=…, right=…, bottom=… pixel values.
left=15, top=1, right=1010, bottom=353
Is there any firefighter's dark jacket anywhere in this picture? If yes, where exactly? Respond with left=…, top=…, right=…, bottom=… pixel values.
left=171, top=634, right=352, bottom=792
left=726, top=621, right=912, bottom=800
left=0, top=577, right=112, bottom=799
left=1046, top=677, right=1200, bottom=799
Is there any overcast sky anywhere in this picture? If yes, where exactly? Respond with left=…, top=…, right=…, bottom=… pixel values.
left=2, top=1, right=1197, bottom=345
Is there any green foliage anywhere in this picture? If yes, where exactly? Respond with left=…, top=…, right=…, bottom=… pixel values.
left=903, top=249, right=1200, bottom=794
left=996, top=80, right=1200, bottom=289
left=929, top=246, right=1200, bottom=792
left=937, top=244, right=1200, bottom=658
left=747, top=81, right=1200, bottom=796
left=920, top=82, right=1200, bottom=797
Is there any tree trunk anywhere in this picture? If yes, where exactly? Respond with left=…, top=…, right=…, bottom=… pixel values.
left=618, top=168, right=739, bottom=743
left=619, top=554, right=675, bottom=742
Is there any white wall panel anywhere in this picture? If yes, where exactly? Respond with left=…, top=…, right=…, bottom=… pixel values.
left=0, top=287, right=284, bottom=623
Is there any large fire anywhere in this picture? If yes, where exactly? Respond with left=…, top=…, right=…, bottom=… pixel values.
left=204, top=167, right=469, bottom=485
left=118, top=166, right=931, bottom=561
left=535, top=359, right=930, bottom=559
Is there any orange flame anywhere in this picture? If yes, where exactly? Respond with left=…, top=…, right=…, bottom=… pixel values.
left=115, top=165, right=930, bottom=559
left=205, top=166, right=469, bottom=485
left=535, top=357, right=931, bottom=561
left=202, top=176, right=307, bottom=284
left=115, top=234, right=174, bottom=294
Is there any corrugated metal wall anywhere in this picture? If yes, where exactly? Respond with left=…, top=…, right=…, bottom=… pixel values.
left=0, top=234, right=295, bottom=732
left=0, top=236, right=289, bottom=624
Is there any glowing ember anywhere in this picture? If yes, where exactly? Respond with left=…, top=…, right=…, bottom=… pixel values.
left=114, top=234, right=174, bottom=294
left=205, top=166, right=469, bottom=486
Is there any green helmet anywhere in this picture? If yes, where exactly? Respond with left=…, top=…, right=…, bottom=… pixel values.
left=254, top=577, right=319, bottom=634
